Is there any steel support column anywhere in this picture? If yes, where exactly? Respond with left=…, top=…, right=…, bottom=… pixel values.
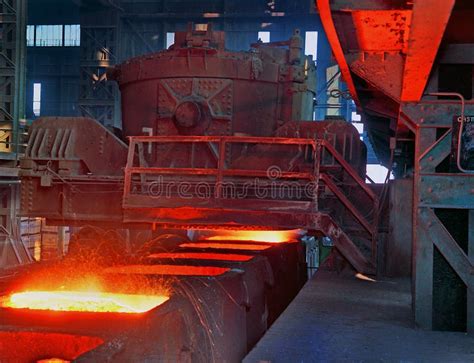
left=0, top=0, right=26, bottom=158
left=469, top=210, right=474, bottom=334
left=404, top=101, right=474, bottom=332
left=412, top=122, right=435, bottom=329
left=0, top=0, right=27, bottom=268
left=79, top=8, right=120, bottom=127
left=0, top=183, right=32, bottom=268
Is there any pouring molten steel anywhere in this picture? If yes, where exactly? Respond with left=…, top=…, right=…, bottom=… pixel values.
left=202, top=229, right=303, bottom=243
left=0, top=291, right=169, bottom=314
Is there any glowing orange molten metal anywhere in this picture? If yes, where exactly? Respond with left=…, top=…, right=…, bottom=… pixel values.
left=180, top=242, right=271, bottom=251
left=104, top=265, right=230, bottom=276
left=202, top=229, right=302, bottom=243
left=148, top=252, right=254, bottom=262
left=1, top=291, right=169, bottom=314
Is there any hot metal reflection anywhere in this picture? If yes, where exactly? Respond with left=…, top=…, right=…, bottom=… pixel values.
left=202, top=229, right=303, bottom=243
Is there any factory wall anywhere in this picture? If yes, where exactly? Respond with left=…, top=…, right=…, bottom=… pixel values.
left=119, top=15, right=334, bottom=121
left=25, top=0, right=338, bottom=122
left=26, top=0, right=80, bottom=119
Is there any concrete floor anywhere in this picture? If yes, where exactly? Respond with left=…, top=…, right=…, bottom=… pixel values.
left=245, top=270, right=474, bottom=363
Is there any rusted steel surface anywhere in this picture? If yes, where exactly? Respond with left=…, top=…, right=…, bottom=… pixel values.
left=315, top=0, right=460, bottom=170
left=143, top=253, right=274, bottom=349
left=317, top=0, right=474, bottom=333
left=21, top=117, right=128, bottom=177
left=402, top=100, right=474, bottom=331
left=175, top=240, right=307, bottom=324
left=316, top=0, right=360, bottom=105
left=108, top=24, right=316, bottom=138
left=401, top=0, right=456, bottom=102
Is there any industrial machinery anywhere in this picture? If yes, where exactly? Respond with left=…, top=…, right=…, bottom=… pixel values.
left=0, top=24, right=380, bottom=361
left=19, top=24, right=377, bottom=273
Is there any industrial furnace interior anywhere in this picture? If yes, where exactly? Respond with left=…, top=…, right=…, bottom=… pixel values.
left=0, top=0, right=473, bottom=362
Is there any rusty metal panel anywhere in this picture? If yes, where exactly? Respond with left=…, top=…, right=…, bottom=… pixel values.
left=419, top=174, right=474, bottom=209
left=350, top=10, right=411, bottom=52
left=109, top=26, right=316, bottom=138
left=401, top=0, right=456, bottom=102
left=20, top=117, right=128, bottom=177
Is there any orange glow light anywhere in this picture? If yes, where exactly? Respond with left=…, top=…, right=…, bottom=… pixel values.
left=202, top=229, right=302, bottom=243
left=147, top=252, right=254, bottom=262
left=180, top=242, right=271, bottom=251
left=0, top=332, right=104, bottom=363
left=104, top=265, right=230, bottom=276
left=0, top=291, right=169, bottom=314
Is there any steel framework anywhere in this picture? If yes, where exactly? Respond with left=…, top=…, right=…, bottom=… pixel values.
left=0, top=0, right=28, bottom=269
left=317, top=0, right=473, bottom=332
left=0, top=0, right=26, bottom=158
left=401, top=101, right=474, bottom=332
left=123, top=135, right=379, bottom=275
left=79, top=9, right=120, bottom=127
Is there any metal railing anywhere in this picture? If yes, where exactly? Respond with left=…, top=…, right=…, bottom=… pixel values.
left=124, top=135, right=379, bottom=264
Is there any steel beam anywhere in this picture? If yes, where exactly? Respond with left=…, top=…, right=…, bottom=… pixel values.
left=316, top=0, right=360, bottom=105
left=419, top=174, right=474, bottom=209
left=349, top=52, right=404, bottom=102
left=79, top=9, right=120, bottom=127
left=330, top=0, right=412, bottom=11
left=13, top=0, right=26, bottom=157
left=401, top=0, right=455, bottom=102
left=409, top=100, right=474, bottom=331
left=413, top=221, right=434, bottom=329
left=413, top=126, right=436, bottom=330
left=401, top=102, right=474, bottom=129
left=469, top=210, right=474, bottom=334
left=419, top=130, right=452, bottom=172
left=0, top=0, right=26, bottom=158
left=419, top=208, right=473, bottom=287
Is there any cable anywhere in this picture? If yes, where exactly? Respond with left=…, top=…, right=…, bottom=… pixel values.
left=428, top=92, right=473, bottom=174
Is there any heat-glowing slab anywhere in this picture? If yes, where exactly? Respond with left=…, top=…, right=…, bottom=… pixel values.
left=0, top=291, right=169, bottom=314
left=179, top=242, right=272, bottom=251
left=0, top=332, right=104, bottom=362
left=104, top=265, right=230, bottom=277
left=202, top=229, right=302, bottom=243
left=147, top=252, right=254, bottom=262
